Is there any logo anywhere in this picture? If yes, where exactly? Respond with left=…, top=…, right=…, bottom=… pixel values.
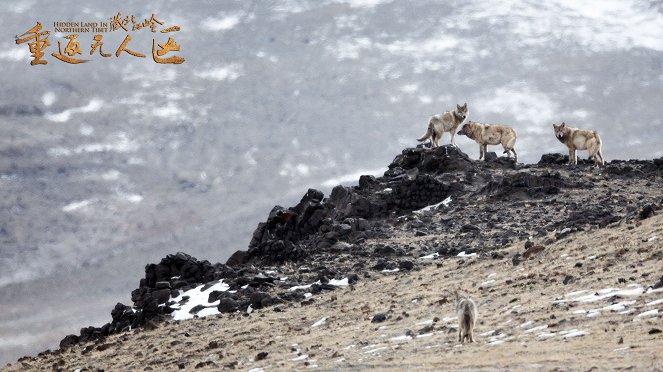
left=15, top=12, right=184, bottom=65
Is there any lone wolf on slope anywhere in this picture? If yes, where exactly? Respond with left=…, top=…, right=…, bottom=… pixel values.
left=417, top=103, right=468, bottom=147
left=456, top=120, right=518, bottom=163
left=455, top=290, right=478, bottom=343
left=552, top=122, right=605, bottom=167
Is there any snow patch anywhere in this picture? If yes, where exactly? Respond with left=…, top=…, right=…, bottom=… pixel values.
left=311, top=317, right=328, bottom=328
left=45, top=99, right=104, bottom=122
left=414, top=197, right=452, bottom=213
left=524, top=325, right=548, bottom=333
left=333, top=0, right=391, bottom=8
left=0, top=48, right=30, bottom=61
left=635, top=309, right=659, bottom=319
left=457, top=251, right=476, bottom=258
left=42, top=92, right=56, bottom=106
left=62, top=199, right=96, bottom=212
left=169, top=281, right=230, bottom=321
left=321, top=168, right=386, bottom=187
left=201, top=14, right=241, bottom=31
left=194, top=64, right=243, bottom=81
left=556, top=285, right=644, bottom=303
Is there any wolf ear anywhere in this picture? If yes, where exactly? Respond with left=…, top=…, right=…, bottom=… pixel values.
left=457, top=104, right=461, bottom=109
left=561, top=122, right=565, bottom=127
left=463, top=102, right=467, bottom=107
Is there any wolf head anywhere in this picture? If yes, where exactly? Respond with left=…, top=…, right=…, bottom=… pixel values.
left=454, top=289, right=470, bottom=313
left=552, top=122, right=569, bottom=142
left=454, top=103, right=468, bottom=121
left=456, top=121, right=475, bottom=139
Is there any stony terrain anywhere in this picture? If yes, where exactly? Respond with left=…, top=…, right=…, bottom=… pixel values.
left=3, top=145, right=662, bottom=371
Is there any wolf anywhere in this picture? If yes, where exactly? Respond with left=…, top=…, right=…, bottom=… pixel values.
left=552, top=122, right=605, bottom=167
left=456, top=121, right=518, bottom=162
left=454, top=290, right=477, bottom=343
left=417, top=103, right=468, bottom=147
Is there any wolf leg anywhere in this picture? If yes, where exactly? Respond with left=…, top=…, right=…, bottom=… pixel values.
left=450, top=131, right=457, bottom=147
left=597, top=148, right=605, bottom=166
left=589, top=141, right=605, bottom=167
left=511, top=148, right=518, bottom=163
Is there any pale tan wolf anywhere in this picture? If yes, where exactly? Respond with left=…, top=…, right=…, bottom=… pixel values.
left=552, top=122, right=605, bottom=167
left=454, top=290, right=477, bottom=343
left=456, top=120, right=518, bottom=163
left=417, top=103, right=468, bottom=147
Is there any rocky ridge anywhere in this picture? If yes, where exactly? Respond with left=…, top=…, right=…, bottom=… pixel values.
left=5, top=145, right=663, bottom=370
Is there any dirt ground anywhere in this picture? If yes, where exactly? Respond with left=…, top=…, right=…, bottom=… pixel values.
left=4, top=214, right=663, bottom=372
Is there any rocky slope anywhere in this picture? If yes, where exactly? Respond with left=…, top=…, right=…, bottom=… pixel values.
left=3, top=145, right=663, bottom=371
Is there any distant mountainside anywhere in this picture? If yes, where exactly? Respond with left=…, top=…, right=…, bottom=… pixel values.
left=4, top=145, right=662, bottom=370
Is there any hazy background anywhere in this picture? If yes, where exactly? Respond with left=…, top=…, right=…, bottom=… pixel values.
left=1, top=0, right=662, bottom=364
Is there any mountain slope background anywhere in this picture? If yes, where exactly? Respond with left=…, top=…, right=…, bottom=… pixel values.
left=1, top=0, right=663, bottom=364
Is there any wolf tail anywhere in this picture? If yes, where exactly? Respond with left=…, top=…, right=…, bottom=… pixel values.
left=417, top=125, right=432, bottom=142
left=594, top=131, right=602, bottom=145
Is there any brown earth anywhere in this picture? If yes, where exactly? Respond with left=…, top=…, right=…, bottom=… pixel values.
left=5, top=212, right=662, bottom=371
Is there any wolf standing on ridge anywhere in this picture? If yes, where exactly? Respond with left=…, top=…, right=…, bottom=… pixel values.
left=456, top=120, right=518, bottom=163
left=552, top=122, right=605, bottom=167
left=417, top=103, right=468, bottom=147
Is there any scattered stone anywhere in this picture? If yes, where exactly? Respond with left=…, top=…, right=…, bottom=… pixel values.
left=399, top=260, right=415, bottom=271
left=461, top=224, right=480, bottom=232
left=418, top=324, right=435, bottom=334
left=563, top=275, right=575, bottom=285
left=649, top=328, right=662, bottom=335
left=371, top=313, right=387, bottom=323
left=484, top=152, right=498, bottom=162
left=639, top=205, right=655, bottom=220
left=255, top=352, right=269, bottom=361
left=218, top=298, right=239, bottom=313
left=522, top=245, right=545, bottom=259
left=189, top=305, right=207, bottom=314
left=59, top=335, right=79, bottom=350
left=155, top=281, right=171, bottom=290
left=96, top=343, right=112, bottom=352
left=512, top=253, right=522, bottom=266
left=557, top=228, right=572, bottom=239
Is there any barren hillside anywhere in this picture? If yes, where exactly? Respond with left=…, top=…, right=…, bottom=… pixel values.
left=4, top=146, right=662, bottom=371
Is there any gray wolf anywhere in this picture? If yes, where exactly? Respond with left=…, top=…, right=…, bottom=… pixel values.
left=455, top=290, right=477, bottom=343
left=552, top=122, right=605, bottom=167
left=456, top=120, right=518, bottom=162
left=417, top=103, right=468, bottom=147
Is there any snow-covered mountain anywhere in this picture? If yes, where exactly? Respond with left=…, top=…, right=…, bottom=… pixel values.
left=1, top=0, right=662, bottom=364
